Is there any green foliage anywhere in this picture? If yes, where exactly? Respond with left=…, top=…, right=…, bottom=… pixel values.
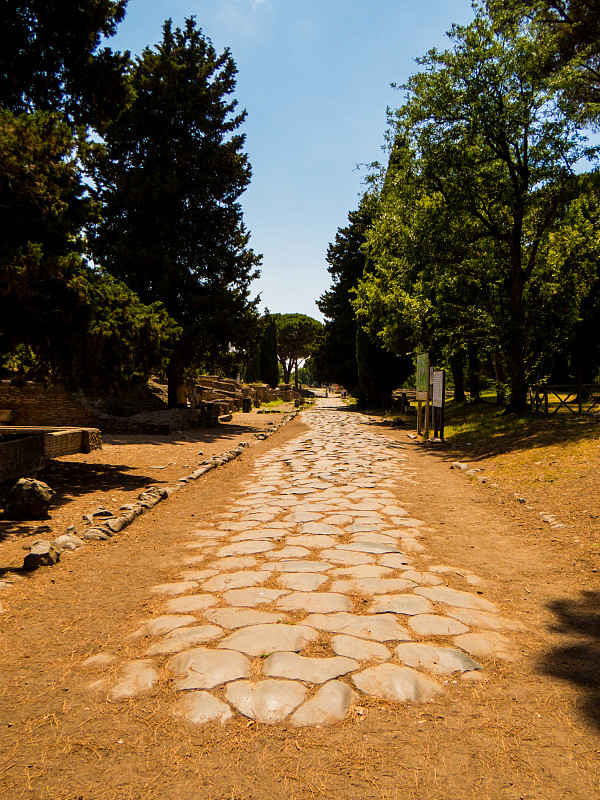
left=0, top=108, right=180, bottom=391
left=355, top=325, right=412, bottom=409
left=354, top=7, right=595, bottom=412
left=272, top=313, right=322, bottom=386
left=0, top=0, right=131, bottom=129
left=93, top=18, right=261, bottom=398
left=313, top=194, right=377, bottom=392
left=259, top=314, right=280, bottom=388
left=488, top=0, right=600, bottom=123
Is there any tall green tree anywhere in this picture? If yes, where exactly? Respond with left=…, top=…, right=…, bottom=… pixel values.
left=259, top=313, right=280, bottom=388
left=0, top=109, right=180, bottom=390
left=93, top=18, right=261, bottom=403
left=313, top=194, right=377, bottom=393
left=273, top=313, right=322, bottom=388
left=380, top=10, right=590, bottom=411
left=0, top=0, right=131, bottom=128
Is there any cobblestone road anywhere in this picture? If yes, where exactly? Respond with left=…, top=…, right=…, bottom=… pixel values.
left=85, top=399, right=520, bottom=726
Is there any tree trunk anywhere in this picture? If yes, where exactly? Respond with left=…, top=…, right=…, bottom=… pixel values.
left=450, top=352, right=466, bottom=402
left=493, top=350, right=506, bottom=405
left=505, top=273, right=529, bottom=413
left=467, top=344, right=480, bottom=402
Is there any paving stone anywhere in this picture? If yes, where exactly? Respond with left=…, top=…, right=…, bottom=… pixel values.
left=143, top=614, right=197, bottom=636
left=395, top=643, right=481, bottom=675
left=415, top=586, right=498, bottom=612
left=331, top=565, right=394, bottom=578
left=321, top=514, right=354, bottom=525
left=222, top=588, right=289, bottom=606
left=150, top=581, right=198, bottom=596
left=276, top=573, right=328, bottom=591
left=299, top=522, right=346, bottom=536
left=172, top=691, right=233, bottom=725
left=400, top=570, right=443, bottom=586
left=285, top=534, right=338, bottom=549
left=230, top=530, right=286, bottom=542
left=351, top=533, right=398, bottom=545
left=203, top=608, right=288, bottom=628
left=109, top=660, right=160, bottom=700
left=284, top=511, right=323, bottom=523
left=408, top=614, right=470, bottom=636
left=179, top=569, right=219, bottom=581
left=169, top=647, right=251, bottom=689
left=304, top=613, right=411, bottom=642
left=266, top=546, right=312, bottom=559
left=445, top=607, right=525, bottom=631
left=216, top=541, right=276, bottom=557
left=273, top=560, right=333, bottom=573
left=452, top=632, right=516, bottom=661
left=81, top=652, right=119, bottom=669
left=331, top=635, right=391, bottom=662
left=290, top=680, right=358, bottom=726
left=352, top=663, right=442, bottom=703
left=275, top=592, right=353, bottom=613
left=330, top=577, right=417, bottom=596
left=145, top=625, right=223, bottom=655
left=165, top=594, right=218, bottom=614
left=201, top=570, right=272, bottom=592
left=225, top=679, right=306, bottom=723
left=367, top=594, right=434, bottom=616
left=319, top=549, right=375, bottom=566
left=334, top=542, right=401, bottom=555
left=208, top=556, right=258, bottom=570
left=218, top=623, right=320, bottom=655
left=262, top=652, right=359, bottom=683
left=378, top=554, right=412, bottom=569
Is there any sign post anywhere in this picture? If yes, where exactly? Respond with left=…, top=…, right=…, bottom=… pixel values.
left=432, top=369, right=446, bottom=440
left=416, top=353, right=429, bottom=436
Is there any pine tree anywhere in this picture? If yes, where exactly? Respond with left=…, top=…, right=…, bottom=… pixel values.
left=93, top=18, right=261, bottom=403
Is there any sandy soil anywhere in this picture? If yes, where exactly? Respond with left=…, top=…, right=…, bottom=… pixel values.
left=0, top=404, right=599, bottom=799
left=0, top=404, right=296, bottom=573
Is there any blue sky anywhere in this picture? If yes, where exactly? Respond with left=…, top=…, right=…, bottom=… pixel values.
left=108, top=0, right=476, bottom=320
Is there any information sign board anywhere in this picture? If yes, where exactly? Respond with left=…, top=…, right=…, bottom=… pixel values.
left=432, top=371, right=444, bottom=408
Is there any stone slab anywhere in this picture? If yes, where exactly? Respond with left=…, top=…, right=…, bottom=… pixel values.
left=275, top=592, right=353, bottom=613
left=218, top=623, right=319, bottom=656
left=172, top=691, right=233, bottom=725
left=408, top=614, right=470, bottom=636
left=352, top=663, right=442, bottom=703
left=109, top=660, right=160, bottom=700
left=145, top=625, right=223, bottom=655
left=331, top=635, right=391, bottom=662
left=262, top=652, right=359, bottom=683
left=203, top=608, right=288, bottom=629
left=150, top=581, right=198, bottom=596
left=169, top=647, right=250, bottom=689
left=165, top=594, right=218, bottom=614
left=201, top=570, right=272, bottom=592
left=303, top=613, right=411, bottom=642
left=273, top=560, right=333, bottom=573
left=277, top=573, right=329, bottom=591
left=225, top=679, right=306, bottom=723
left=452, top=632, right=516, bottom=661
left=319, top=549, right=375, bottom=566
left=290, top=680, right=358, bottom=726
left=222, top=588, right=289, bottom=607
left=216, top=541, right=276, bottom=557
left=395, top=643, right=481, bottom=675
left=367, top=594, right=434, bottom=616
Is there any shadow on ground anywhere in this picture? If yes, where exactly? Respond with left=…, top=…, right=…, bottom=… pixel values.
left=539, top=591, right=600, bottom=732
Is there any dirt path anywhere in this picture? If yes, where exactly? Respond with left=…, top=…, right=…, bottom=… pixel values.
left=0, top=400, right=598, bottom=800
